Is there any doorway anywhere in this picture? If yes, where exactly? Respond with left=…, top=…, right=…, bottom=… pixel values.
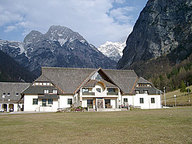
left=97, top=98, right=104, bottom=109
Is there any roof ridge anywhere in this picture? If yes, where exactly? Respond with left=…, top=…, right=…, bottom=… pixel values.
left=0, top=82, right=30, bottom=84
left=130, top=77, right=139, bottom=94
left=42, top=67, right=98, bottom=70
left=103, top=69, right=135, bottom=72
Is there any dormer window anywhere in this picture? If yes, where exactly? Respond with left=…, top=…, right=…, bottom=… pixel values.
left=2, top=93, right=5, bottom=98
left=16, top=93, right=19, bottom=96
left=135, top=90, right=140, bottom=94
left=82, top=88, right=89, bottom=92
left=144, top=90, right=148, bottom=94
left=53, top=90, right=57, bottom=94
left=44, top=90, right=49, bottom=94
left=7, top=93, right=10, bottom=96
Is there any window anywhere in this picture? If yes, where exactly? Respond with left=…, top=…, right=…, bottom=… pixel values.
left=144, top=90, right=148, bottom=94
left=7, top=93, right=10, bottom=96
left=8, top=99, right=10, bottom=101
left=124, top=98, right=128, bottom=103
left=82, top=88, right=89, bottom=92
left=87, top=99, right=93, bottom=108
left=42, top=99, right=47, bottom=106
left=68, top=98, right=72, bottom=105
left=108, top=88, right=115, bottom=93
left=48, top=99, right=53, bottom=104
left=43, top=83, right=47, bottom=86
left=96, top=88, right=101, bottom=93
left=135, top=90, right=140, bottom=94
left=35, top=82, right=39, bottom=86
left=33, top=99, right=38, bottom=105
left=16, top=93, right=19, bottom=96
left=151, top=98, right=155, bottom=103
left=53, top=90, right=57, bottom=94
left=140, top=98, right=144, bottom=104
left=44, top=90, right=49, bottom=94
left=105, top=99, right=111, bottom=108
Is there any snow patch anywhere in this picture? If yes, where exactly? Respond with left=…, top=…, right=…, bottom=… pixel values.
left=18, top=43, right=25, bottom=54
left=58, top=38, right=67, bottom=46
left=98, top=41, right=126, bottom=62
left=80, top=39, right=86, bottom=43
left=58, top=33, right=63, bottom=37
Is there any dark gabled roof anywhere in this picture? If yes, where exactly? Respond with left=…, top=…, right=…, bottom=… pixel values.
left=0, top=82, right=30, bottom=102
left=103, top=69, right=138, bottom=94
left=23, top=85, right=63, bottom=95
left=137, top=77, right=151, bottom=84
left=135, top=77, right=161, bottom=95
left=135, top=87, right=161, bottom=95
left=35, top=74, right=51, bottom=82
left=26, top=67, right=139, bottom=95
left=83, top=79, right=118, bottom=88
left=34, top=67, right=97, bottom=94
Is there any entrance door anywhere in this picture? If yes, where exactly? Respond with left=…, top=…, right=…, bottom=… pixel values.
left=9, top=104, right=14, bottom=112
left=3, top=104, right=7, bottom=112
left=97, top=99, right=104, bottom=109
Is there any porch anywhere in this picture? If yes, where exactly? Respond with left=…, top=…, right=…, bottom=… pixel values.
left=82, top=97, right=120, bottom=111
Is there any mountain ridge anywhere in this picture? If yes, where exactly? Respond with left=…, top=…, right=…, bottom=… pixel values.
left=0, top=25, right=117, bottom=77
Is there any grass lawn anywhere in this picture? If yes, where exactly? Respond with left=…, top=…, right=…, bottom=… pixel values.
left=0, top=107, right=192, bottom=144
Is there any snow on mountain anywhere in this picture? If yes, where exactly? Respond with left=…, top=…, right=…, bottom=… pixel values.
left=0, top=25, right=117, bottom=76
left=98, top=41, right=126, bottom=62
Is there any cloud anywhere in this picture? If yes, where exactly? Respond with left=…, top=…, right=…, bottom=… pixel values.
left=4, top=25, right=17, bottom=32
left=0, top=0, right=141, bottom=46
left=109, top=6, right=135, bottom=24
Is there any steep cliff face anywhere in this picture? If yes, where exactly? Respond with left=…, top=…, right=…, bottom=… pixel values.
left=117, top=0, right=192, bottom=69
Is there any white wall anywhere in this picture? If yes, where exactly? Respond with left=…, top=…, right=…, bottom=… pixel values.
left=59, top=95, right=74, bottom=109
left=24, top=95, right=59, bottom=112
left=82, top=99, right=87, bottom=107
left=111, top=99, right=116, bottom=108
left=123, top=94, right=161, bottom=109
left=24, top=95, right=39, bottom=111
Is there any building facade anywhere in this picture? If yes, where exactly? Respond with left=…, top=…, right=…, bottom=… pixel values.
left=22, top=67, right=162, bottom=112
left=0, top=82, right=30, bottom=112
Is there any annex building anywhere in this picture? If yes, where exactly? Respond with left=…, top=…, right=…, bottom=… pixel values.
left=0, top=82, right=30, bottom=112
left=22, top=67, right=162, bottom=112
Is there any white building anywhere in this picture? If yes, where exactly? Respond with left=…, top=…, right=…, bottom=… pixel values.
left=0, top=82, right=30, bottom=112
left=22, top=67, right=162, bottom=112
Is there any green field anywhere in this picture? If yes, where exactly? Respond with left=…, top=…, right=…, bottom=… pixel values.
left=162, top=86, right=192, bottom=106
left=0, top=107, right=192, bottom=144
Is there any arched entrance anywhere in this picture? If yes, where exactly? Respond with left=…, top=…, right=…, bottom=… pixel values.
left=9, top=104, right=14, bottom=112
left=2, top=104, right=7, bottom=112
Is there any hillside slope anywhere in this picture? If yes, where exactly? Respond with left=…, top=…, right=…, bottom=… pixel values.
left=0, top=50, right=35, bottom=82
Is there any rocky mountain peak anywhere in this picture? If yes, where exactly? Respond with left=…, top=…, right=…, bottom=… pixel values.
left=24, top=30, right=43, bottom=45
left=0, top=25, right=116, bottom=76
left=98, top=41, right=126, bottom=62
left=45, top=25, right=85, bottom=46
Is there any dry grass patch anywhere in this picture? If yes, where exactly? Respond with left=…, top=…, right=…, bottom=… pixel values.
left=0, top=107, right=192, bottom=144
